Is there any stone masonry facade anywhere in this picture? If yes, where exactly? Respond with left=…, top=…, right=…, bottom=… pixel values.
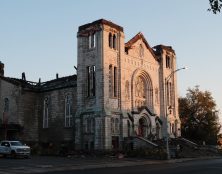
left=0, top=19, right=181, bottom=152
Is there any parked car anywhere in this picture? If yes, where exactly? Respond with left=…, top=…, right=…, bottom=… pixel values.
left=0, top=140, right=30, bottom=158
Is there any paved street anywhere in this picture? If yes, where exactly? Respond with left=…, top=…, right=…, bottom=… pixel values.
left=0, top=155, right=222, bottom=174
left=52, top=158, right=222, bottom=174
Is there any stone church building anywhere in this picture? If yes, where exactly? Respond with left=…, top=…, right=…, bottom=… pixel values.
left=0, top=19, right=181, bottom=151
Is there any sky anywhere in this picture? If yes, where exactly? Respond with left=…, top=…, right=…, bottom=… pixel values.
left=0, top=0, right=222, bottom=121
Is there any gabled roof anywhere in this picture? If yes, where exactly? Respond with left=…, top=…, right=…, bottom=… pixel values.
left=125, top=32, right=157, bottom=60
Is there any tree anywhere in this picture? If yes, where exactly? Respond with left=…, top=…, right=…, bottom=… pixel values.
left=179, top=86, right=221, bottom=145
left=208, top=0, right=222, bottom=14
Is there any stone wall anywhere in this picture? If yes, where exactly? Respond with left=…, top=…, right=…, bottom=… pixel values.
left=39, top=87, right=76, bottom=144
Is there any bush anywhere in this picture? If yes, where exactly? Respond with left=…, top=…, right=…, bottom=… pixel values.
left=125, top=148, right=167, bottom=160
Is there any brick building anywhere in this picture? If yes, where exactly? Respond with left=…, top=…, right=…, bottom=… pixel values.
left=0, top=19, right=181, bottom=151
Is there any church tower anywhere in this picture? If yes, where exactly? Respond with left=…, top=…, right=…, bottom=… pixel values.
left=75, top=19, right=124, bottom=150
left=154, top=45, right=181, bottom=138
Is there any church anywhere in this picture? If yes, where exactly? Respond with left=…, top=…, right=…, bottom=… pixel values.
left=0, top=19, right=181, bottom=152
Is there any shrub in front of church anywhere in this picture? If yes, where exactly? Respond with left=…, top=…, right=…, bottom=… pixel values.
left=125, top=148, right=167, bottom=160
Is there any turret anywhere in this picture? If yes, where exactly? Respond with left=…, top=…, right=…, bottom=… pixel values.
left=0, top=61, right=4, bottom=76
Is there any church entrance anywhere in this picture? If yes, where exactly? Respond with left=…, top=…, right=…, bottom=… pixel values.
left=112, top=136, right=119, bottom=150
left=138, top=117, right=148, bottom=138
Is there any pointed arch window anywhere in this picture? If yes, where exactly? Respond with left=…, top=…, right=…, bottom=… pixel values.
left=4, top=98, right=9, bottom=112
left=65, top=95, right=72, bottom=127
left=86, top=65, right=96, bottom=97
left=43, top=97, right=49, bottom=128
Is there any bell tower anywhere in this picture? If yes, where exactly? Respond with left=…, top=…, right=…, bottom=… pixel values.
left=75, top=19, right=125, bottom=150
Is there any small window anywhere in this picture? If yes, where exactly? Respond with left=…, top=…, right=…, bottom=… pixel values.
left=113, top=67, right=117, bottom=97
left=86, top=66, right=91, bottom=97
left=113, top=34, right=116, bottom=50
left=166, top=55, right=171, bottom=68
left=89, top=33, right=96, bottom=48
left=109, top=65, right=113, bottom=97
left=92, top=33, right=96, bottom=48
left=139, top=44, right=144, bottom=57
left=86, top=65, right=96, bottom=97
left=92, top=66, right=96, bottom=96
left=109, top=33, right=112, bottom=48
left=89, top=35, right=91, bottom=48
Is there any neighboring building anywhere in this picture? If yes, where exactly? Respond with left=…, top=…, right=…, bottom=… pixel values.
left=0, top=19, right=181, bottom=151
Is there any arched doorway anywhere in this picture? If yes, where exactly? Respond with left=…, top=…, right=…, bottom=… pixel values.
left=138, top=117, right=151, bottom=138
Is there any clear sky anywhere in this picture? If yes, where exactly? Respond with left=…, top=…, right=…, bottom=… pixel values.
left=0, top=0, right=221, bottom=121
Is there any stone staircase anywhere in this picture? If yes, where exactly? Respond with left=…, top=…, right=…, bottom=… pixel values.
left=170, top=137, right=220, bottom=158
left=124, top=136, right=158, bottom=150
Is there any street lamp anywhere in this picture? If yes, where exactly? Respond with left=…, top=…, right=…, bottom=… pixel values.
left=165, top=66, right=187, bottom=160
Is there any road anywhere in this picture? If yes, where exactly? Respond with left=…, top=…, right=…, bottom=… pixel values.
left=49, top=158, right=222, bottom=174
left=0, top=156, right=222, bottom=174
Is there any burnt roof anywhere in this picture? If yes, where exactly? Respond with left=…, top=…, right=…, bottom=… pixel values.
left=40, top=75, right=77, bottom=92
left=153, top=44, right=175, bottom=55
left=78, top=19, right=123, bottom=32
left=0, top=75, right=77, bottom=92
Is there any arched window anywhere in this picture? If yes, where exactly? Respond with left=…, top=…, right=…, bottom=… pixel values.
left=65, top=95, right=72, bottom=127
left=86, top=65, right=96, bottom=97
left=43, top=97, right=49, bottom=128
left=156, top=123, right=160, bottom=139
left=4, top=98, right=9, bottom=112
left=109, top=33, right=112, bottom=48
left=113, top=34, right=116, bottom=49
